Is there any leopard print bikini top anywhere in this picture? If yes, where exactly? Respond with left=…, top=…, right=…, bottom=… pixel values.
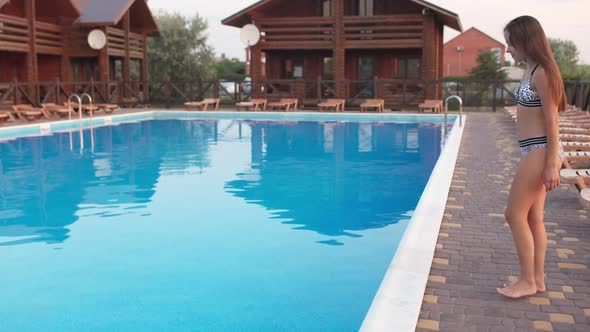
left=514, top=64, right=542, bottom=107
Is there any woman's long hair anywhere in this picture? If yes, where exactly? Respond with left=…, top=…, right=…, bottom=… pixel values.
left=505, top=16, right=566, bottom=112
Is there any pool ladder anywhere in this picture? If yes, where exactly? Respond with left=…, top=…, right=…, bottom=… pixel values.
left=67, top=93, right=95, bottom=153
left=444, top=95, right=463, bottom=127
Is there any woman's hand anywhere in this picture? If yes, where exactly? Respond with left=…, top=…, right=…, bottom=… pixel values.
left=543, top=166, right=560, bottom=191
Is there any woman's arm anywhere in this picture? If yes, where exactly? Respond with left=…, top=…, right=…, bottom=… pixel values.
left=532, top=67, right=561, bottom=190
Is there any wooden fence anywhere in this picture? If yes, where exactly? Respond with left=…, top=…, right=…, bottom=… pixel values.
left=1, top=79, right=588, bottom=111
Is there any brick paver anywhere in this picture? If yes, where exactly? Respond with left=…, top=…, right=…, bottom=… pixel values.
left=416, top=113, right=590, bottom=332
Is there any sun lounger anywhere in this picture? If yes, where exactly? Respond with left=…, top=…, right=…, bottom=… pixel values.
left=318, top=99, right=345, bottom=112
left=561, top=134, right=590, bottom=142
left=236, top=99, right=267, bottom=111
left=41, top=103, right=71, bottom=118
left=0, top=111, right=8, bottom=124
left=360, top=99, right=385, bottom=113
left=12, top=104, right=44, bottom=121
left=96, top=104, right=119, bottom=113
left=560, top=159, right=590, bottom=207
left=418, top=99, right=443, bottom=113
left=185, top=98, right=220, bottom=111
left=267, top=98, right=298, bottom=112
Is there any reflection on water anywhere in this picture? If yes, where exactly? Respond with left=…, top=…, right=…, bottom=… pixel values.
left=0, top=119, right=447, bottom=246
left=225, top=120, right=445, bottom=238
left=0, top=120, right=218, bottom=246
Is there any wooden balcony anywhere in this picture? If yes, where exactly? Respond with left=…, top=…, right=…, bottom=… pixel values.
left=106, top=27, right=146, bottom=58
left=343, top=15, right=424, bottom=49
left=0, top=14, right=29, bottom=53
left=257, top=17, right=336, bottom=50
left=35, top=21, right=64, bottom=55
left=0, top=14, right=64, bottom=54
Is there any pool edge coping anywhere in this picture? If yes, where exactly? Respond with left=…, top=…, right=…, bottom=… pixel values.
left=360, top=114, right=467, bottom=332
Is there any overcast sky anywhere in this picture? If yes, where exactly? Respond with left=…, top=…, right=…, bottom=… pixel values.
left=148, top=0, right=590, bottom=64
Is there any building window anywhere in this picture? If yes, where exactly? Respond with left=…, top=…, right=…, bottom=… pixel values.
left=282, top=57, right=304, bottom=79
left=321, top=0, right=332, bottom=16
left=357, top=0, right=374, bottom=16
left=322, top=57, right=333, bottom=80
left=393, top=57, right=421, bottom=79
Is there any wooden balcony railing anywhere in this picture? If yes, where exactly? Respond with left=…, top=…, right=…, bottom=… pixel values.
left=0, top=14, right=29, bottom=53
left=106, top=27, right=126, bottom=56
left=343, top=15, right=424, bottom=49
left=106, top=27, right=145, bottom=58
left=128, top=31, right=145, bottom=59
left=35, top=21, right=63, bottom=54
left=257, top=17, right=336, bottom=50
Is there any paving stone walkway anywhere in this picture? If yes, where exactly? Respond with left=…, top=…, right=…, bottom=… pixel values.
left=416, top=112, right=590, bottom=332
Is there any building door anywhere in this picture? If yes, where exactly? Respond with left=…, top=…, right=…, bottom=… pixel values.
left=357, top=55, right=375, bottom=97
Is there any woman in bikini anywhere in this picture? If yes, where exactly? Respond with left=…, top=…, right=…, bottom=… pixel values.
left=497, top=15, right=566, bottom=299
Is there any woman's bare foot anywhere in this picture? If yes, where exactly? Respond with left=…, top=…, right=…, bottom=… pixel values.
left=504, top=279, right=546, bottom=293
left=497, top=280, right=537, bottom=299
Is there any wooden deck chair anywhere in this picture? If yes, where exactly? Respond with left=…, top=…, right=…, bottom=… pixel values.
left=562, top=141, right=590, bottom=152
left=318, top=99, right=345, bottom=112
left=0, top=111, right=9, bottom=124
left=11, top=104, right=44, bottom=121
left=41, top=103, right=71, bottom=118
left=267, top=98, right=298, bottom=112
left=560, top=160, right=590, bottom=207
left=360, top=99, right=385, bottom=112
left=418, top=99, right=443, bottom=113
left=185, top=98, right=220, bottom=111
left=561, top=134, right=590, bottom=143
left=236, top=99, right=267, bottom=111
left=96, top=104, right=119, bottom=113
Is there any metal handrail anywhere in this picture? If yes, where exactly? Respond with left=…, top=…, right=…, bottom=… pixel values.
left=445, top=95, right=463, bottom=127
left=68, top=94, right=83, bottom=153
left=67, top=94, right=82, bottom=121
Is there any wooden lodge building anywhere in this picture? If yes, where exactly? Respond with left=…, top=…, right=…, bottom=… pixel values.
left=223, top=0, right=462, bottom=107
left=0, top=0, right=158, bottom=104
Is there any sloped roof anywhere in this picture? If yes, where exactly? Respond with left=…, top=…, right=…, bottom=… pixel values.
left=72, top=0, right=158, bottom=34
left=222, top=0, right=462, bottom=32
left=0, top=0, right=9, bottom=8
left=445, top=27, right=505, bottom=47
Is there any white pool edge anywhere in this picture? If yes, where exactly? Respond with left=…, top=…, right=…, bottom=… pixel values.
left=360, top=114, right=467, bottom=332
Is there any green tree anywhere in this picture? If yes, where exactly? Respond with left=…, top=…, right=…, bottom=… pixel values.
left=576, top=64, right=590, bottom=80
left=215, top=57, right=246, bottom=81
left=549, top=38, right=579, bottom=79
left=148, top=11, right=215, bottom=83
left=469, top=51, right=507, bottom=80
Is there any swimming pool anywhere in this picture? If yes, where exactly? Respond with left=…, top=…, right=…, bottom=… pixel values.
left=0, top=112, right=461, bottom=331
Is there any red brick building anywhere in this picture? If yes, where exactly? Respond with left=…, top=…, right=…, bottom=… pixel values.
left=443, top=27, right=505, bottom=77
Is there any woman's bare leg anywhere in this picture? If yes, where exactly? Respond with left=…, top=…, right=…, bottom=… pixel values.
left=528, top=191, right=547, bottom=292
left=497, top=149, right=546, bottom=299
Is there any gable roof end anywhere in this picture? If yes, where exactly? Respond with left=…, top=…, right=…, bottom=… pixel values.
left=222, top=0, right=462, bottom=32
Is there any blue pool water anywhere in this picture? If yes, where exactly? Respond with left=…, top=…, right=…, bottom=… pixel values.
left=0, top=118, right=449, bottom=331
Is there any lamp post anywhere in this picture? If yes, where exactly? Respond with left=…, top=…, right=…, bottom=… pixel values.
left=457, top=46, right=464, bottom=76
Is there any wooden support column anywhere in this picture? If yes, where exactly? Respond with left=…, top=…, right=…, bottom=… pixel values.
left=333, top=0, right=345, bottom=97
left=99, top=27, right=110, bottom=81
left=437, top=23, right=444, bottom=99
left=142, top=33, right=149, bottom=102
left=421, top=10, right=437, bottom=99
left=123, top=12, right=131, bottom=98
left=250, top=43, right=263, bottom=98
left=25, top=0, right=38, bottom=102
